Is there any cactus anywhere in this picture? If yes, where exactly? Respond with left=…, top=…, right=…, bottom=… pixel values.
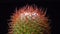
left=8, top=5, right=50, bottom=34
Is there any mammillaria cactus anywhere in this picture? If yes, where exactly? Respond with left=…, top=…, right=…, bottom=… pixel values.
left=8, top=5, right=51, bottom=34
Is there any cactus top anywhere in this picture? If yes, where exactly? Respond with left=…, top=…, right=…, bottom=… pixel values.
left=8, top=5, right=50, bottom=34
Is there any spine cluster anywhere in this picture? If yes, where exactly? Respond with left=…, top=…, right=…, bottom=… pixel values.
left=8, top=5, right=50, bottom=34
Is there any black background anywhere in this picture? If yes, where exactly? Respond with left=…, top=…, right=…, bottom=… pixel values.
left=0, top=0, right=60, bottom=34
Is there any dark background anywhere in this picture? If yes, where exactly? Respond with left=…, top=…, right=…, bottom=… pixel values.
left=0, top=0, right=60, bottom=34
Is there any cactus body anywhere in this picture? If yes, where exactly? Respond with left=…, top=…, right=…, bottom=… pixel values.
left=8, top=5, right=50, bottom=34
